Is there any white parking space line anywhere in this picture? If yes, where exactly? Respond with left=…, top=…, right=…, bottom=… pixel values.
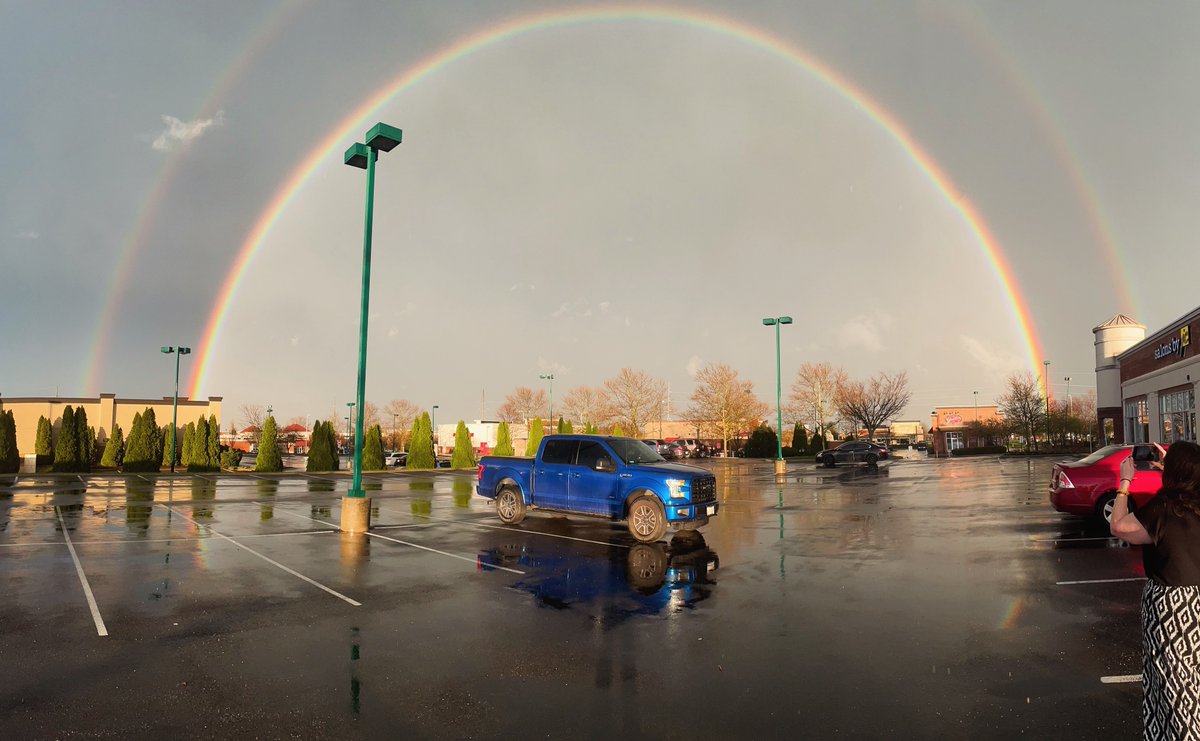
left=158, top=505, right=361, bottom=606
left=0, top=530, right=338, bottom=548
left=409, top=511, right=632, bottom=550
left=1101, top=674, right=1142, bottom=684
left=1056, top=577, right=1145, bottom=585
left=277, top=509, right=526, bottom=575
left=1030, top=536, right=1118, bottom=543
left=56, top=507, right=108, bottom=637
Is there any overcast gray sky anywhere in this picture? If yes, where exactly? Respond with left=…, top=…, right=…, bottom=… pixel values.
left=2, top=1, right=1197, bottom=430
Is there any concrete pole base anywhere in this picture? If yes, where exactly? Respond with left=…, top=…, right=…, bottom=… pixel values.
left=340, top=496, right=372, bottom=533
left=774, top=459, right=787, bottom=476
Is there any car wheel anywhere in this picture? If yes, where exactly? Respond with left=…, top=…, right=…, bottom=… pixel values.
left=866, top=453, right=878, bottom=465
left=627, top=495, right=667, bottom=543
left=496, top=486, right=526, bottom=525
left=626, top=543, right=668, bottom=593
left=823, top=456, right=835, bottom=468
left=1096, top=491, right=1135, bottom=524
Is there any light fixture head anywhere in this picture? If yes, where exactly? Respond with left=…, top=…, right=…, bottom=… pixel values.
left=779, top=316, right=793, bottom=324
left=161, top=346, right=173, bottom=353
left=344, top=142, right=369, bottom=169
left=365, top=122, right=402, bottom=152
left=762, top=318, right=776, bottom=326
left=179, top=347, right=191, bottom=355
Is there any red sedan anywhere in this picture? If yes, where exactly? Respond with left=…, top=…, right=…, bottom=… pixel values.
left=1049, top=443, right=1165, bottom=522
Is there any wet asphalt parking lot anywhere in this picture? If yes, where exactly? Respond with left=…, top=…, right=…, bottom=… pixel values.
left=0, top=454, right=1146, bottom=739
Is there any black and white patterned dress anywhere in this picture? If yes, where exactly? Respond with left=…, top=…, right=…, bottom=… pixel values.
left=1135, top=492, right=1200, bottom=739
left=1142, top=581, right=1200, bottom=738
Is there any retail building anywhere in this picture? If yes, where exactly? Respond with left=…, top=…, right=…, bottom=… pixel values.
left=1094, top=310, right=1197, bottom=445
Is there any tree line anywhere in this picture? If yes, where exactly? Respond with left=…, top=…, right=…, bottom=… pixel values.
left=491, top=363, right=912, bottom=453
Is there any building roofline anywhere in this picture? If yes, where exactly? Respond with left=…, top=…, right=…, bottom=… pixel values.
left=1117, top=305, right=1200, bottom=361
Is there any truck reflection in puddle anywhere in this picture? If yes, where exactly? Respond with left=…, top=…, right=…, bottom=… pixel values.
left=478, top=527, right=719, bottom=622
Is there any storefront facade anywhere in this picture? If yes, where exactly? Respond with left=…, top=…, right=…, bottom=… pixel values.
left=1114, top=308, right=1198, bottom=446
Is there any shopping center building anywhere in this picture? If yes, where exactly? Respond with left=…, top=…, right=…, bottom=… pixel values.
left=1094, top=309, right=1198, bottom=445
left=0, top=394, right=222, bottom=458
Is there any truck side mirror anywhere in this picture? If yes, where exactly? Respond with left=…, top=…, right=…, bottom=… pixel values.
left=596, top=458, right=613, bottom=472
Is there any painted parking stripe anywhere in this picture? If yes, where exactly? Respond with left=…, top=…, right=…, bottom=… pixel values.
left=425, top=514, right=631, bottom=550
left=159, top=504, right=361, bottom=606
left=1101, top=674, right=1142, bottom=684
left=1030, top=536, right=1119, bottom=543
left=0, top=529, right=339, bottom=548
left=1056, top=577, right=1145, bottom=585
left=56, top=507, right=108, bottom=637
left=277, top=509, right=525, bottom=575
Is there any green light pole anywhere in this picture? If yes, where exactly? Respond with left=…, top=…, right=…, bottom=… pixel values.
left=160, top=346, right=191, bottom=473
left=1043, top=359, right=1051, bottom=450
left=340, top=121, right=402, bottom=532
left=540, top=373, right=554, bottom=427
left=762, top=316, right=793, bottom=475
left=346, top=402, right=355, bottom=448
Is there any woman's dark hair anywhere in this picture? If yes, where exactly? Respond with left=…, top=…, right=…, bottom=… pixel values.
left=1160, top=441, right=1200, bottom=516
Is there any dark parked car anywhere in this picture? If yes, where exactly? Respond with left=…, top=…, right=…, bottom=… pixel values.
left=816, top=441, right=890, bottom=467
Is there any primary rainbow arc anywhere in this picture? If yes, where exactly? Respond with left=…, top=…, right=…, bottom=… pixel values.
left=188, top=4, right=1047, bottom=399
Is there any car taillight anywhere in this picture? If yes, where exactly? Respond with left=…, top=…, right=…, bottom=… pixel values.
left=477, top=465, right=483, bottom=481
left=1056, top=470, right=1074, bottom=489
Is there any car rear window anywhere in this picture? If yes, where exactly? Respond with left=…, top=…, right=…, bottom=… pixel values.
left=1075, top=445, right=1123, bottom=465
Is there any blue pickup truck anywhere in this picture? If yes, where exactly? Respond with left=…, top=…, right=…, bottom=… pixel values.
left=476, top=434, right=719, bottom=543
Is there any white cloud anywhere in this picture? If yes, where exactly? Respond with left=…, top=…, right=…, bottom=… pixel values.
left=837, top=312, right=893, bottom=352
left=16, top=230, right=39, bottom=240
left=686, top=355, right=703, bottom=378
left=387, top=326, right=400, bottom=338
left=552, top=303, right=570, bottom=319
left=395, top=302, right=416, bottom=317
left=289, top=336, right=300, bottom=346
left=599, top=301, right=610, bottom=312
left=152, top=110, right=225, bottom=151
left=959, top=335, right=1023, bottom=377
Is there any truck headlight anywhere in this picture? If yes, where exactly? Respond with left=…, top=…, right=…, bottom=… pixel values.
left=666, top=479, right=688, bottom=498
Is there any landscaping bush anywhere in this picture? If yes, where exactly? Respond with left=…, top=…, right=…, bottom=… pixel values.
left=220, top=449, right=242, bottom=470
left=451, top=421, right=476, bottom=469
left=743, top=425, right=779, bottom=458
left=0, top=410, right=18, bottom=474
left=362, top=424, right=385, bottom=471
left=524, top=418, right=545, bottom=457
left=406, top=413, right=436, bottom=469
left=35, top=416, right=53, bottom=465
left=494, top=421, right=515, bottom=456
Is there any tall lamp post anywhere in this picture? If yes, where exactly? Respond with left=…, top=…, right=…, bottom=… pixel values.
left=540, top=373, right=554, bottom=428
left=762, top=316, right=793, bottom=475
left=431, top=405, right=439, bottom=453
left=1043, top=360, right=1052, bottom=449
left=160, top=346, right=191, bottom=473
left=346, top=402, right=355, bottom=449
left=392, top=413, right=398, bottom=452
left=340, top=122, right=402, bottom=533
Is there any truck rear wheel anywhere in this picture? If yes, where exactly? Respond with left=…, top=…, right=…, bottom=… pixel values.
left=627, top=496, right=667, bottom=543
left=496, top=486, right=526, bottom=525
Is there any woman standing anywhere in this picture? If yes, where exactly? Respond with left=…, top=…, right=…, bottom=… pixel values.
left=1111, top=440, right=1200, bottom=738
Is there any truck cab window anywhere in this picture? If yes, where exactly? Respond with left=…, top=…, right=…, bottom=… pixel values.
left=576, top=442, right=615, bottom=472
left=541, top=439, right=577, bottom=465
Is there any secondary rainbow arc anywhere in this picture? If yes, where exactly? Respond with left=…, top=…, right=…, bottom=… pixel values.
left=188, top=4, right=1047, bottom=399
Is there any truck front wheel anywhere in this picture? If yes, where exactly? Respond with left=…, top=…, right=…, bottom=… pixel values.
left=627, top=496, right=667, bottom=543
left=496, top=486, right=526, bottom=525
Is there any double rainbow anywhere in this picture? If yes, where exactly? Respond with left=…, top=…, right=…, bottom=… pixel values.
left=188, top=5, right=1048, bottom=397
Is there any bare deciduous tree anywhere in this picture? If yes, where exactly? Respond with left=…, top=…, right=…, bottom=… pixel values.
left=239, top=404, right=265, bottom=442
left=788, top=362, right=848, bottom=443
left=837, top=371, right=912, bottom=441
left=997, top=371, right=1046, bottom=451
left=602, top=368, right=667, bottom=438
left=560, top=385, right=610, bottom=428
left=496, top=387, right=548, bottom=423
left=384, top=399, right=419, bottom=449
left=685, top=362, right=769, bottom=454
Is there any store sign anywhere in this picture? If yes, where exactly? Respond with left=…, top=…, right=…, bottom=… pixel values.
left=944, top=413, right=963, bottom=426
left=1154, top=325, right=1191, bottom=361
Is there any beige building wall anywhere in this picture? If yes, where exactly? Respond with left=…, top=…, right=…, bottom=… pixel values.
left=1, top=395, right=222, bottom=457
